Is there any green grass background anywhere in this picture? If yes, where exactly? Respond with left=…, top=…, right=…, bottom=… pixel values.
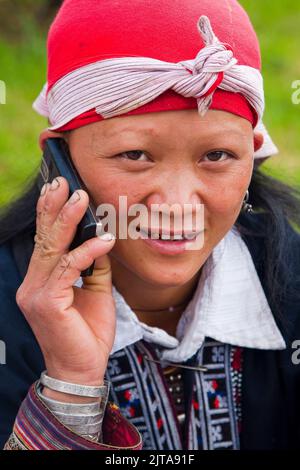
left=0, top=0, right=299, bottom=206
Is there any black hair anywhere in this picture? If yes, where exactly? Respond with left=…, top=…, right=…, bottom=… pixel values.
left=1, top=163, right=300, bottom=322
left=236, top=166, right=300, bottom=322
left=0, top=165, right=41, bottom=243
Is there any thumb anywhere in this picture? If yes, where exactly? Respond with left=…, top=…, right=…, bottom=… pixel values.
left=82, top=252, right=113, bottom=295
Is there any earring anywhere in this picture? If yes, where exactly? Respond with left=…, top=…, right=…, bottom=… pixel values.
left=242, top=190, right=253, bottom=214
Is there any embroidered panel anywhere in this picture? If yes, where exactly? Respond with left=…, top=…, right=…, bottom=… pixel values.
left=105, top=339, right=242, bottom=450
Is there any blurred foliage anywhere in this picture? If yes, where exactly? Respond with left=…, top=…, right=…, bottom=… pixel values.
left=0, top=0, right=299, bottom=206
left=0, top=0, right=60, bottom=205
left=240, top=0, right=300, bottom=187
left=0, top=0, right=60, bottom=39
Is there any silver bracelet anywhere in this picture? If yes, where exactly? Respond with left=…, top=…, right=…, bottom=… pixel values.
left=36, top=380, right=109, bottom=420
left=39, top=394, right=102, bottom=414
left=52, top=411, right=103, bottom=426
left=69, top=420, right=104, bottom=434
left=36, top=381, right=108, bottom=443
left=40, top=370, right=109, bottom=398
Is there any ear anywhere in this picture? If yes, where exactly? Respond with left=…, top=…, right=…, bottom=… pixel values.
left=253, top=132, right=264, bottom=153
left=38, top=128, right=66, bottom=151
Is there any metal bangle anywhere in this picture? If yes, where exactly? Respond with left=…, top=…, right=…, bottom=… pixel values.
left=37, top=389, right=102, bottom=414
left=52, top=411, right=104, bottom=426
left=37, top=381, right=108, bottom=422
left=36, top=381, right=106, bottom=444
left=40, top=370, right=110, bottom=398
left=69, top=420, right=104, bottom=435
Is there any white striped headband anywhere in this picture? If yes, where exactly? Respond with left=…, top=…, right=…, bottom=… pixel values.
left=33, top=15, right=278, bottom=160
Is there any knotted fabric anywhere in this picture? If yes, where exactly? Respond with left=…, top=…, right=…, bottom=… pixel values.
left=34, top=16, right=264, bottom=131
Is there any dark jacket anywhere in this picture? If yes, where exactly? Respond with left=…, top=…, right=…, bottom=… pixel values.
left=0, top=212, right=300, bottom=449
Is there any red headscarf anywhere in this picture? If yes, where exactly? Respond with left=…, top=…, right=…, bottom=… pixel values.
left=34, top=0, right=279, bottom=162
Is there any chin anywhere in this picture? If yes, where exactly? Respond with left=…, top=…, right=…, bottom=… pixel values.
left=135, top=262, right=201, bottom=288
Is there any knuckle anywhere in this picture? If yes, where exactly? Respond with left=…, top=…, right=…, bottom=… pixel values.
left=16, top=284, right=58, bottom=323
left=78, top=242, right=94, bottom=264
left=58, top=244, right=93, bottom=275
left=36, top=193, right=46, bottom=212
left=36, top=207, right=43, bottom=222
left=56, top=207, right=70, bottom=227
left=15, top=286, right=26, bottom=310
left=34, top=226, right=47, bottom=246
left=43, top=196, right=53, bottom=213
left=34, top=230, right=59, bottom=259
left=16, top=284, right=33, bottom=315
left=59, top=252, right=73, bottom=271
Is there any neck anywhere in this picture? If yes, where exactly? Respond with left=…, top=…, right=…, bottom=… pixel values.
left=110, top=257, right=201, bottom=335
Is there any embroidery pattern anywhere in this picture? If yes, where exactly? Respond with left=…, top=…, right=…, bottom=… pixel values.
left=105, top=339, right=243, bottom=450
left=106, top=343, right=181, bottom=450
left=188, top=341, right=240, bottom=449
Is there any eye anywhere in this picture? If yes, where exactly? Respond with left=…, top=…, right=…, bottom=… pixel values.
left=117, top=150, right=150, bottom=162
left=202, top=150, right=235, bottom=162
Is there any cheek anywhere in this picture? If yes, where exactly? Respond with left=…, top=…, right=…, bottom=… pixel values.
left=85, top=171, right=149, bottom=237
left=206, top=184, right=245, bottom=217
left=203, top=163, right=253, bottom=218
left=95, top=183, right=146, bottom=215
left=80, top=166, right=143, bottom=208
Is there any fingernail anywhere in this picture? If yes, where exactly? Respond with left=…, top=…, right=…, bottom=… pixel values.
left=50, top=177, right=60, bottom=191
left=68, top=191, right=81, bottom=205
left=98, top=232, right=115, bottom=241
left=40, top=183, right=48, bottom=196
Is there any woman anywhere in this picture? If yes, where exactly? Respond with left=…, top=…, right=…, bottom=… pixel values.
left=1, top=0, right=300, bottom=450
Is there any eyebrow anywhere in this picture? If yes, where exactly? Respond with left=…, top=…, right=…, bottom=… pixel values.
left=93, top=124, right=250, bottom=158
left=106, top=122, right=249, bottom=138
left=97, top=121, right=251, bottom=151
left=106, top=125, right=156, bottom=137
left=199, top=128, right=251, bottom=140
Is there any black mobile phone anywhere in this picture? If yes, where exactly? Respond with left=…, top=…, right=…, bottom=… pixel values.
left=37, top=138, right=103, bottom=277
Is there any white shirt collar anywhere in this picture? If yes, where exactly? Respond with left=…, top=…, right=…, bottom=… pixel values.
left=75, top=226, right=286, bottom=363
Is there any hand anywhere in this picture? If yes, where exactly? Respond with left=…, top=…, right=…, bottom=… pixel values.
left=16, top=176, right=116, bottom=401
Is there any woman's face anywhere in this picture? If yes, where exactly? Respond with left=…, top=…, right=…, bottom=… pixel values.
left=62, top=109, right=261, bottom=288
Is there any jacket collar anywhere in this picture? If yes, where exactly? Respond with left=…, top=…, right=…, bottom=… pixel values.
left=74, top=226, right=286, bottom=362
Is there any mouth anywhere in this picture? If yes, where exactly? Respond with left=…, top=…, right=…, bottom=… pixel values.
left=137, top=226, right=202, bottom=241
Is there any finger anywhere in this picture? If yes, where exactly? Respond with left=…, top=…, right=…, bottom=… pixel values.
left=28, top=182, right=90, bottom=285
left=34, top=188, right=89, bottom=260
left=35, top=176, right=69, bottom=235
left=29, top=188, right=89, bottom=283
left=73, top=254, right=116, bottom=343
left=81, top=249, right=113, bottom=295
left=46, top=234, right=116, bottom=297
left=35, top=182, right=50, bottom=235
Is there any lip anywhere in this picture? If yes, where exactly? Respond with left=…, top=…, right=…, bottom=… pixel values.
left=139, top=230, right=204, bottom=255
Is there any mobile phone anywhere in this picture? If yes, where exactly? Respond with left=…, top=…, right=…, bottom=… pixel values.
left=37, top=137, right=103, bottom=277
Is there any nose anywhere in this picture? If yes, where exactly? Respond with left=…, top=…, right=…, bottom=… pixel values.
left=145, top=168, right=204, bottom=229
left=147, top=166, right=202, bottom=206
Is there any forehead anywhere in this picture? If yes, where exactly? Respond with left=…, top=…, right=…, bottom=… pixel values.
left=89, top=109, right=252, bottom=141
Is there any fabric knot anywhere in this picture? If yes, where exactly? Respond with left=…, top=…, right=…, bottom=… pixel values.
left=177, top=40, right=237, bottom=115
left=33, top=15, right=264, bottom=134
left=179, top=16, right=238, bottom=115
